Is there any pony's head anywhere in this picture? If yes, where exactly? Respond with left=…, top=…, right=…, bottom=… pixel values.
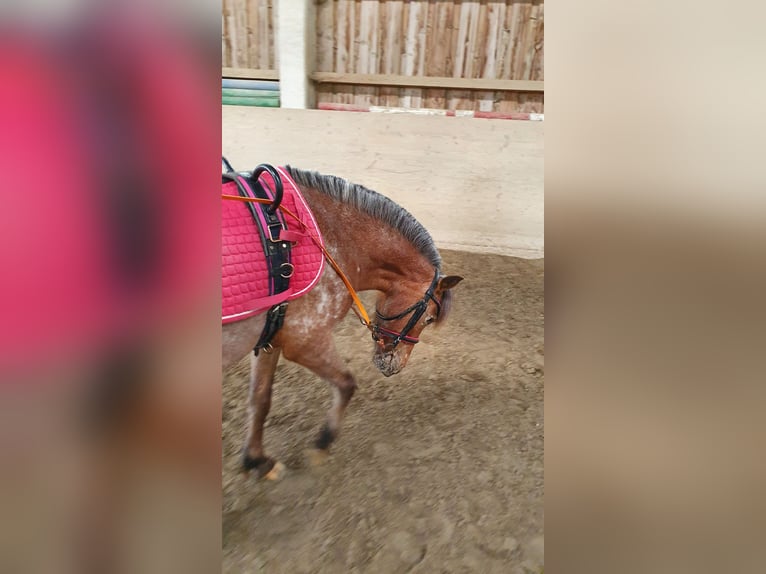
left=372, top=274, right=463, bottom=376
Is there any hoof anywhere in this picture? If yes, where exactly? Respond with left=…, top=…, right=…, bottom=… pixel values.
left=242, top=454, right=285, bottom=481
left=306, top=448, right=330, bottom=467
left=314, top=424, right=336, bottom=450
left=263, top=461, right=286, bottom=481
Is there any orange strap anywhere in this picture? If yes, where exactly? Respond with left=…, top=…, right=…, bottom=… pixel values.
left=222, top=193, right=373, bottom=328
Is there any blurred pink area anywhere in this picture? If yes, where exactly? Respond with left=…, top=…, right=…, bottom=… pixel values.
left=0, top=9, right=218, bottom=379
left=0, top=6, right=221, bottom=573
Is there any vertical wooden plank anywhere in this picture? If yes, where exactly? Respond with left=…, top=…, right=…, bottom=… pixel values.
left=513, top=2, right=529, bottom=80
left=483, top=2, right=500, bottom=79
left=369, top=0, right=380, bottom=74
left=238, top=0, right=248, bottom=67
left=476, top=1, right=500, bottom=112
left=453, top=1, right=470, bottom=77
left=492, top=1, right=507, bottom=79
left=423, top=0, right=436, bottom=76
left=400, top=0, right=417, bottom=107
left=399, top=0, right=410, bottom=69
left=369, top=0, right=381, bottom=103
left=251, top=0, right=260, bottom=68
left=525, top=2, right=536, bottom=79
left=349, top=0, right=359, bottom=103
left=357, top=0, right=371, bottom=73
left=457, top=1, right=480, bottom=110
left=424, top=0, right=448, bottom=109
left=463, top=1, right=479, bottom=78
left=531, top=1, right=544, bottom=80
left=332, top=0, right=347, bottom=73
left=350, top=0, right=358, bottom=105
left=499, top=1, right=512, bottom=80
left=447, top=0, right=465, bottom=110
left=272, top=0, right=279, bottom=68
left=377, top=0, right=389, bottom=105
left=444, top=0, right=457, bottom=109
left=227, top=4, right=238, bottom=68
left=519, top=2, right=533, bottom=80
left=266, top=0, right=271, bottom=68
left=471, top=0, right=490, bottom=111
left=397, top=2, right=415, bottom=108
left=382, top=1, right=396, bottom=74
left=336, top=0, right=349, bottom=103
left=252, top=2, right=261, bottom=68
left=222, top=4, right=229, bottom=67
left=354, top=0, right=377, bottom=106
left=379, top=0, right=402, bottom=107
left=265, top=1, right=270, bottom=68
left=413, top=2, right=426, bottom=108
left=227, top=0, right=235, bottom=68
left=399, top=0, right=410, bottom=75
left=474, top=0, right=489, bottom=77
left=416, top=0, right=427, bottom=76
left=505, top=1, right=521, bottom=80
left=316, top=0, right=334, bottom=72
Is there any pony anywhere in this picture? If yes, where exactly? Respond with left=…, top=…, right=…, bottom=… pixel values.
left=222, top=166, right=463, bottom=479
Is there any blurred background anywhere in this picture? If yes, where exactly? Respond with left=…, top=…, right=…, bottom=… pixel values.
left=546, top=1, right=766, bottom=572
left=0, top=1, right=221, bottom=572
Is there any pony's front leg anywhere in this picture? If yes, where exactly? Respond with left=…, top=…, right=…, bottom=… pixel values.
left=314, top=370, right=357, bottom=452
left=284, top=343, right=357, bottom=464
left=241, top=348, right=285, bottom=480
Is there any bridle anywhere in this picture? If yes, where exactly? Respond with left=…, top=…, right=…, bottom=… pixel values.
left=372, top=269, right=442, bottom=348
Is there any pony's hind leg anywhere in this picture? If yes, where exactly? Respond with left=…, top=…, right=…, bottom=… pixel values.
left=241, top=348, right=285, bottom=480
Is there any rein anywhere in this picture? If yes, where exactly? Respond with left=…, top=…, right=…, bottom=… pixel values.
left=222, top=191, right=441, bottom=349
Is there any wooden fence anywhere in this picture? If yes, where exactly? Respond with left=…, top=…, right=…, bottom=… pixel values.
left=222, top=0, right=543, bottom=113
left=221, top=0, right=277, bottom=73
left=315, top=0, right=543, bottom=112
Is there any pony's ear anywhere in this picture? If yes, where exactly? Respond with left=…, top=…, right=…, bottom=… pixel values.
left=439, top=275, right=464, bottom=290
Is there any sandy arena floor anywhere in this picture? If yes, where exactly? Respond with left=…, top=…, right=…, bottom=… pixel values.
left=223, top=249, right=544, bottom=573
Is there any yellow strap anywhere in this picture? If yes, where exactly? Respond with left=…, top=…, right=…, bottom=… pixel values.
left=222, top=193, right=372, bottom=328
left=317, top=247, right=372, bottom=327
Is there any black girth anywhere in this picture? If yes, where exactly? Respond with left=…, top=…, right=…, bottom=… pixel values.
left=223, top=158, right=292, bottom=354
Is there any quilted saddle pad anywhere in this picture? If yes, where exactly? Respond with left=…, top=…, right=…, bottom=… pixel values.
left=222, top=166, right=325, bottom=324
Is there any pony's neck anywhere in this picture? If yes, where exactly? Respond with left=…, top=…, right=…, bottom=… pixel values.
left=303, top=187, right=435, bottom=292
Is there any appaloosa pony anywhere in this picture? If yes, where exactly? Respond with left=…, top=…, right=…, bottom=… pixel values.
left=222, top=166, right=462, bottom=480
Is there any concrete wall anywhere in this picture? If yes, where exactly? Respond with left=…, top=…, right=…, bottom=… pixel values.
left=222, top=107, right=543, bottom=258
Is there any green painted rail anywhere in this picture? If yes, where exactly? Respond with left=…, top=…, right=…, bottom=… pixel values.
left=222, top=88, right=281, bottom=99
left=222, top=96, right=280, bottom=107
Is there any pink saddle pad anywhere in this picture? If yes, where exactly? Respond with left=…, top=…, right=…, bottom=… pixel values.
left=222, top=166, right=325, bottom=324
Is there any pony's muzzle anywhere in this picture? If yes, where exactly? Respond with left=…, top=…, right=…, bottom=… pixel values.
left=372, top=348, right=408, bottom=377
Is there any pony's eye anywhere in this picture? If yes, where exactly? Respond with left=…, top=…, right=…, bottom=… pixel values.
left=424, top=316, right=435, bottom=325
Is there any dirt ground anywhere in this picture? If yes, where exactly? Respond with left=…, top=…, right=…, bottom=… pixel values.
left=222, top=249, right=544, bottom=573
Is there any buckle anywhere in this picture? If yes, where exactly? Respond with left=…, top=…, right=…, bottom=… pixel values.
left=267, top=222, right=283, bottom=242
left=279, top=263, right=294, bottom=278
